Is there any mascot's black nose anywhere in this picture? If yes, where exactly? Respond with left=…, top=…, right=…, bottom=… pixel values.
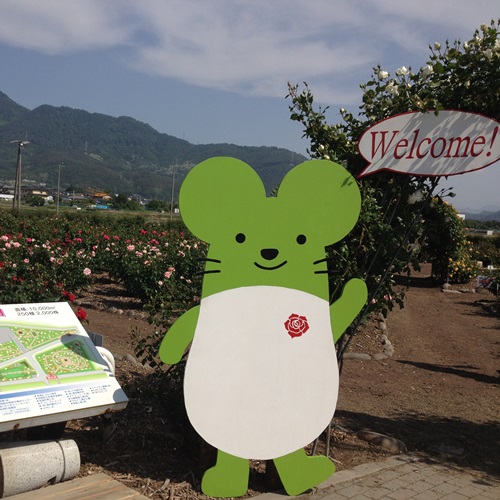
left=261, top=248, right=279, bottom=260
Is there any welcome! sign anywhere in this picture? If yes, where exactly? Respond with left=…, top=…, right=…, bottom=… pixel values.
left=358, top=110, right=500, bottom=178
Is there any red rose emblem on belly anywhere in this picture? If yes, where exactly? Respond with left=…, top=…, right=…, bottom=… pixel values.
left=284, top=313, right=309, bottom=338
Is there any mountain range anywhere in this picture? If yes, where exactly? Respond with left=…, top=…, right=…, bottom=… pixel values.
left=0, top=91, right=306, bottom=199
left=462, top=210, right=500, bottom=222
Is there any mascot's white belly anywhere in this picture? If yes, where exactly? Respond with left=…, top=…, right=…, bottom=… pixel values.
left=183, top=286, right=339, bottom=460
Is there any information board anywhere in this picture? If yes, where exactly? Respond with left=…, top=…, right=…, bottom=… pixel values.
left=0, top=302, right=128, bottom=432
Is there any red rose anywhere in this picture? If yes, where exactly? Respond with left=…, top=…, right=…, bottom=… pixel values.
left=284, top=313, right=309, bottom=339
left=76, top=307, right=87, bottom=323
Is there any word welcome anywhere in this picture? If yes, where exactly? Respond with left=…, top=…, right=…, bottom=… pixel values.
left=358, top=110, right=500, bottom=177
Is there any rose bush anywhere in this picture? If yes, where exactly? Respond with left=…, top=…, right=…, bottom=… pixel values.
left=0, top=211, right=205, bottom=312
left=0, top=210, right=206, bottom=369
left=287, top=19, right=499, bottom=324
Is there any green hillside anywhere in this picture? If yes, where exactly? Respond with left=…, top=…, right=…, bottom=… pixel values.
left=0, top=91, right=306, bottom=198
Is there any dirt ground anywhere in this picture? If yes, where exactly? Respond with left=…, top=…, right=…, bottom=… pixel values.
left=20, top=265, right=499, bottom=499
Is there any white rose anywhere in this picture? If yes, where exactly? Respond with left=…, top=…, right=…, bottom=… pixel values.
left=386, top=81, right=399, bottom=96
left=484, top=48, right=493, bottom=60
left=463, top=41, right=469, bottom=50
left=480, top=24, right=488, bottom=32
left=408, top=190, right=424, bottom=204
left=396, top=66, right=409, bottom=76
left=420, top=65, right=434, bottom=78
left=377, top=69, right=389, bottom=80
left=434, top=42, right=441, bottom=50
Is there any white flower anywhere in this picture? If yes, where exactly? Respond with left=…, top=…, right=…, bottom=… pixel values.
left=317, top=144, right=325, bottom=152
left=323, top=154, right=330, bottom=160
left=386, top=81, right=399, bottom=96
left=377, top=69, right=389, bottom=80
left=495, top=39, right=500, bottom=51
left=480, top=23, right=488, bottom=32
left=396, top=66, right=409, bottom=76
left=420, top=65, right=434, bottom=78
left=463, top=41, right=469, bottom=50
left=484, top=48, right=493, bottom=60
left=408, top=190, right=424, bottom=204
left=434, top=42, right=441, bottom=50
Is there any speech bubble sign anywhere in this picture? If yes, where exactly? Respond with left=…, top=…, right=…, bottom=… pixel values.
left=358, top=110, right=500, bottom=178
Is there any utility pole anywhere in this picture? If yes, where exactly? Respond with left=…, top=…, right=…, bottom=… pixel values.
left=56, top=163, right=63, bottom=216
left=10, top=140, right=29, bottom=214
left=170, top=161, right=176, bottom=221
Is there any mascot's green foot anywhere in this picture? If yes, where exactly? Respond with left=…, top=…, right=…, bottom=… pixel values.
left=201, top=450, right=249, bottom=498
left=274, top=448, right=335, bottom=496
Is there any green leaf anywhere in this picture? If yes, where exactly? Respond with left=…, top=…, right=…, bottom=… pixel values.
left=433, top=62, right=445, bottom=74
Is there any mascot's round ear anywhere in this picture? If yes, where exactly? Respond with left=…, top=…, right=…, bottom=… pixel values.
left=278, top=160, right=361, bottom=244
left=179, top=157, right=266, bottom=242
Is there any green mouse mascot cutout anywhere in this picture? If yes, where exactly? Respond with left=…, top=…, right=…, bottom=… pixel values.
left=159, top=157, right=367, bottom=497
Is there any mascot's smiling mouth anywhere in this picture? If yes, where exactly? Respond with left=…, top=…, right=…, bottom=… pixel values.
left=254, top=261, right=287, bottom=271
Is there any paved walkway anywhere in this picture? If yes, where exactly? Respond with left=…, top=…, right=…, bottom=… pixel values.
left=255, top=454, right=500, bottom=500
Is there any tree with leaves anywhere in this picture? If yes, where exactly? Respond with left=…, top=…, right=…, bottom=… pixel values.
left=287, top=20, right=499, bottom=354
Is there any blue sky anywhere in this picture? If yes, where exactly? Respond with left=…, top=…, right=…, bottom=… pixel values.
left=0, top=0, right=498, bottom=212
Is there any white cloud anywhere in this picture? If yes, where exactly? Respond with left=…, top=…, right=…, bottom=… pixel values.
left=0, top=0, right=498, bottom=103
left=0, top=0, right=134, bottom=53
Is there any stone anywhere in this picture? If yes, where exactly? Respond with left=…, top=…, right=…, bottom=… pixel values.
left=438, top=443, right=464, bottom=456
left=342, top=352, right=372, bottom=361
left=125, top=354, right=137, bottom=364
left=356, top=430, right=407, bottom=454
left=383, top=344, right=394, bottom=357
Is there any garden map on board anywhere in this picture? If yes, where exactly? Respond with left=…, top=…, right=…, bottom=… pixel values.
left=0, top=301, right=128, bottom=432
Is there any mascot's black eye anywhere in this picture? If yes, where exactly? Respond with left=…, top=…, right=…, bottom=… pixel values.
left=235, top=233, right=246, bottom=243
left=296, top=234, right=307, bottom=245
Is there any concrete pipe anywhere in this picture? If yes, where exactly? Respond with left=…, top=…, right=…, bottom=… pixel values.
left=0, top=439, right=80, bottom=497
